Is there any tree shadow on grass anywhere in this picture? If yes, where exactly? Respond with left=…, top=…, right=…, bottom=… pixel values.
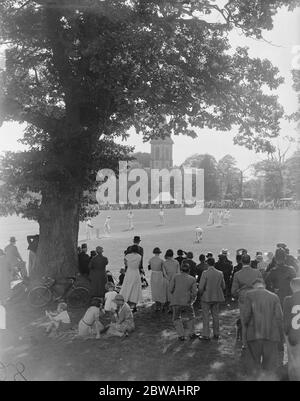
left=3, top=302, right=246, bottom=381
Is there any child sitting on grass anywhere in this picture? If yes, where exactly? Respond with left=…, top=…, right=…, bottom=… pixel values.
left=45, top=302, right=71, bottom=336
left=77, top=297, right=105, bottom=339
left=106, top=294, right=135, bottom=338
left=104, top=282, right=118, bottom=314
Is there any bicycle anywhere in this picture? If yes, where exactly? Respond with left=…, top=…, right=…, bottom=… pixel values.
left=8, top=266, right=30, bottom=305
left=28, top=276, right=91, bottom=309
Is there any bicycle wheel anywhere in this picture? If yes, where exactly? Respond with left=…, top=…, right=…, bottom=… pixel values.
left=66, top=286, right=90, bottom=309
left=28, top=286, right=52, bottom=308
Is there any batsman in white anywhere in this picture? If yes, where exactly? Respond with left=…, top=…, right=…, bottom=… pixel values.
left=104, top=216, right=111, bottom=236
left=128, top=210, right=134, bottom=231
left=159, top=206, right=165, bottom=225
left=223, top=209, right=231, bottom=225
left=86, top=218, right=94, bottom=240
left=207, top=210, right=214, bottom=226
left=195, top=226, right=203, bottom=243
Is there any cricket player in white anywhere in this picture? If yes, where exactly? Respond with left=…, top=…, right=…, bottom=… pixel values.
left=159, top=207, right=165, bottom=225
left=216, top=210, right=223, bottom=227
left=128, top=210, right=134, bottom=231
left=195, top=226, right=203, bottom=243
left=104, top=216, right=111, bottom=236
left=86, top=218, right=93, bottom=240
left=223, top=209, right=231, bottom=224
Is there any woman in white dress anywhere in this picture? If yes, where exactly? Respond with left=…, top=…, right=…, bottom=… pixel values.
left=78, top=298, right=105, bottom=339
left=120, top=245, right=143, bottom=312
left=148, top=247, right=167, bottom=311
left=162, top=249, right=180, bottom=312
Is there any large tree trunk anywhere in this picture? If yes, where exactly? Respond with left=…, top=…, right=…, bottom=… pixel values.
left=34, top=191, right=81, bottom=279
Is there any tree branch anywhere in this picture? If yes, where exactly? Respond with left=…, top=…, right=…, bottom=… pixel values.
left=15, top=0, right=33, bottom=12
left=1, top=95, right=60, bottom=132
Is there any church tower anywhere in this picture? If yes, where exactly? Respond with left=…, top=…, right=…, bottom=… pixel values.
left=150, top=136, right=174, bottom=169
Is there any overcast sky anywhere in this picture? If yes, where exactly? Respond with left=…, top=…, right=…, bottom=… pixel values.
left=0, top=5, right=299, bottom=173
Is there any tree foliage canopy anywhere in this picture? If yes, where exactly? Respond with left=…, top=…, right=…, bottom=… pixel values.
left=182, top=153, right=220, bottom=200
left=0, top=0, right=296, bottom=219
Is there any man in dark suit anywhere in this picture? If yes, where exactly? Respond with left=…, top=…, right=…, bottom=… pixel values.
left=78, top=243, right=90, bottom=277
left=5, top=237, right=26, bottom=278
left=27, top=234, right=39, bottom=276
left=265, top=248, right=296, bottom=306
left=285, top=248, right=299, bottom=274
left=244, top=278, right=284, bottom=376
left=195, top=254, right=208, bottom=283
left=185, top=252, right=197, bottom=278
left=215, top=251, right=233, bottom=299
left=88, top=246, right=108, bottom=299
left=175, top=249, right=186, bottom=267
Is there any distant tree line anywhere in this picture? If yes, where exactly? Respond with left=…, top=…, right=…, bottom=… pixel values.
left=130, top=148, right=300, bottom=202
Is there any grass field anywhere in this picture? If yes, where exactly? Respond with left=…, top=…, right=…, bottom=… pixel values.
left=1, top=208, right=298, bottom=381
left=1, top=208, right=299, bottom=281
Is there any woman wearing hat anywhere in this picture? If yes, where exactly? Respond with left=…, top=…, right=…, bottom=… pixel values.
left=120, top=244, right=143, bottom=312
left=162, top=249, right=180, bottom=311
left=107, top=294, right=135, bottom=337
left=148, top=247, right=167, bottom=311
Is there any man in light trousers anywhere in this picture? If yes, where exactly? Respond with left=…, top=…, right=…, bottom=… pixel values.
left=169, top=262, right=198, bottom=341
left=199, top=257, right=225, bottom=340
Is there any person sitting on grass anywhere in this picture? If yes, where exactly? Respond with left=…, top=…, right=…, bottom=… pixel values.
left=77, top=297, right=105, bottom=339
left=45, top=302, right=71, bottom=336
left=106, top=294, right=135, bottom=337
left=104, top=282, right=118, bottom=314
